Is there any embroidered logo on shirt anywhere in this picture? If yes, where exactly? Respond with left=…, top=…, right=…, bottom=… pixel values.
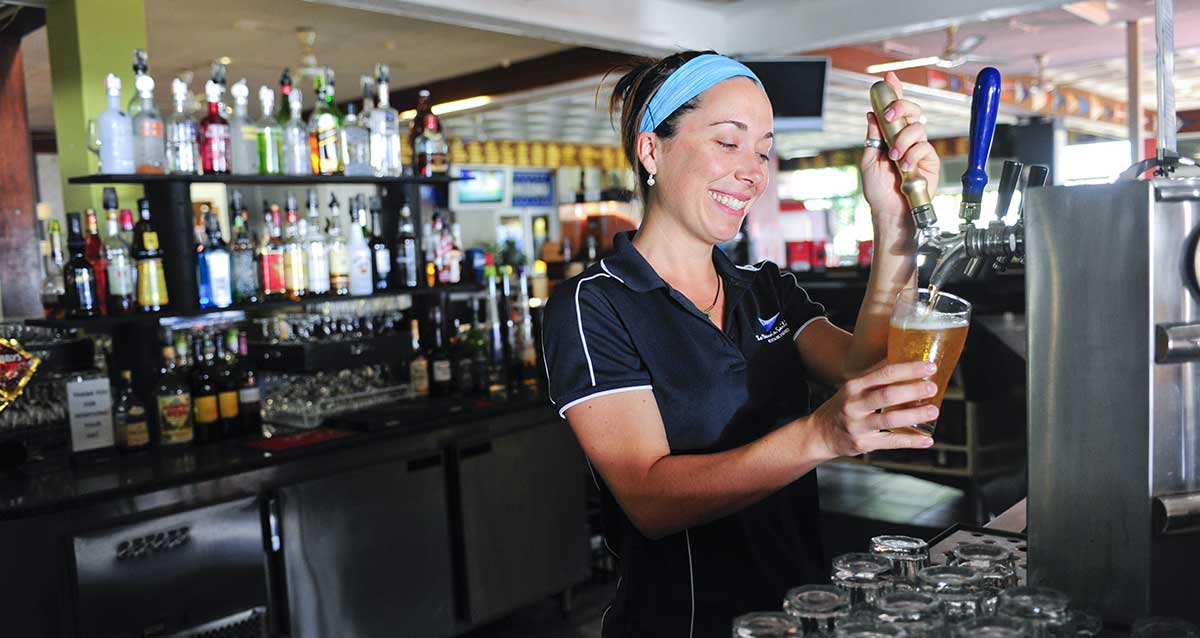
left=757, top=312, right=780, bottom=332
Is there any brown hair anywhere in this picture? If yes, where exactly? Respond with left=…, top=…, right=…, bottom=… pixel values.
left=607, top=50, right=717, bottom=201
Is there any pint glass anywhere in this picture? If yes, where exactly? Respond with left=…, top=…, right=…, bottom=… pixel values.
left=884, top=288, right=971, bottom=436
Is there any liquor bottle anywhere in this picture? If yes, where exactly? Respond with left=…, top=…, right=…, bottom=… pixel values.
left=341, top=103, right=372, bottom=176
left=214, top=332, right=240, bottom=438
left=326, top=195, right=351, bottom=296
left=134, top=197, right=170, bottom=312
left=483, top=257, right=509, bottom=398
left=198, top=80, right=231, bottom=174
left=98, top=73, right=135, bottom=174
left=360, top=74, right=376, bottom=120
left=229, top=191, right=260, bottom=304
left=427, top=208, right=445, bottom=287
left=63, top=212, right=100, bottom=318
left=229, top=80, right=259, bottom=175
left=190, top=334, right=221, bottom=444
left=126, top=49, right=149, bottom=116
left=409, top=319, right=430, bottom=398
left=392, top=204, right=419, bottom=289
left=414, top=113, right=449, bottom=178
left=104, top=204, right=136, bottom=314
left=130, top=66, right=166, bottom=174
left=468, top=299, right=490, bottom=397
left=514, top=269, right=540, bottom=394
left=347, top=195, right=374, bottom=296
left=260, top=204, right=286, bottom=300
left=196, top=205, right=212, bottom=308
left=369, top=64, right=403, bottom=177
left=113, top=369, right=151, bottom=451
left=428, top=306, right=453, bottom=397
left=408, top=89, right=433, bottom=153
left=166, top=78, right=202, bottom=174
left=200, top=209, right=233, bottom=308
left=40, top=213, right=65, bottom=318
left=452, top=319, right=475, bottom=397
left=308, top=71, right=343, bottom=175
left=236, top=331, right=262, bottom=436
left=155, top=343, right=194, bottom=446
left=440, top=210, right=462, bottom=285
left=277, top=69, right=294, bottom=122
left=281, top=87, right=310, bottom=175
left=282, top=192, right=308, bottom=301
left=83, top=206, right=109, bottom=315
left=256, top=85, right=283, bottom=175
left=368, top=197, right=391, bottom=290
left=303, top=189, right=331, bottom=296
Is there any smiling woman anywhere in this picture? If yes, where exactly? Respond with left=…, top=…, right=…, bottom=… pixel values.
left=541, top=50, right=943, bottom=637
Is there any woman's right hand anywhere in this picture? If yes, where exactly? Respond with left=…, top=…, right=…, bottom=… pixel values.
left=806, top=360, right=940, bottom=459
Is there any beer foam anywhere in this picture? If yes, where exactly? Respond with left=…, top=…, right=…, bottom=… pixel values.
left=892, top=311, right=968, bottom=331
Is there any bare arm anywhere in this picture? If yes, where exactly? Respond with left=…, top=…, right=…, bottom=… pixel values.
left=564, top=362, right=939, bottom=540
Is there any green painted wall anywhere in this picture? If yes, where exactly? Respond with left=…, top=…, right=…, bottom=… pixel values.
left=46, top=0, right=147, bottom=215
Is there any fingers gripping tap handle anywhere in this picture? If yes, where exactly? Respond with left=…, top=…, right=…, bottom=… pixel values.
left=870, top=81, right=936, bottom=231
left=960, top=67, right=1002, bottom=223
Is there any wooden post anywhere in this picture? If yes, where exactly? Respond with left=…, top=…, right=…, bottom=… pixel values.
left=0, top=35, right=43, bottom=319
left=1127, top=19, right=1145, bottom=163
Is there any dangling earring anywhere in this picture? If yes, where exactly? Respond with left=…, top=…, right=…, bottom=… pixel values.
left=647, top=173, right=656, bottom=186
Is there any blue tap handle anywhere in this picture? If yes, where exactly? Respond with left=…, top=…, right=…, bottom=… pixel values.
left=960, top=67, right=1002, bottom=219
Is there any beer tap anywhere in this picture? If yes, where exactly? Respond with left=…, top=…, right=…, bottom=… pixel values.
left=869, top=81, right=938, bottom=244
left=991, top=163, right=1048, bottom=273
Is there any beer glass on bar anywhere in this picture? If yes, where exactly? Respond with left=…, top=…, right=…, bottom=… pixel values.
left=885, top=288, right=971, bottom=436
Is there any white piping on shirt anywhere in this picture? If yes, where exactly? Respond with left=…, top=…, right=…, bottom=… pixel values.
left=574, top=272, right=612, bottom=386
left=793, top=315, right=830, bottom=340
left=557, top=385, right=653, bottom=419
left=735, top=259, right=768, bottom=272
left=599, top=258, right=626, bottom=284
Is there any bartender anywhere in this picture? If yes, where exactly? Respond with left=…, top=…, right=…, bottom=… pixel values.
left=541, top=51, right=942, bottom=636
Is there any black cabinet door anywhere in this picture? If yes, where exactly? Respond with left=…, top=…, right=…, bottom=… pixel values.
left=456, top=421, right=590, bottom=625
left=279, top=452, right=453, bottom=638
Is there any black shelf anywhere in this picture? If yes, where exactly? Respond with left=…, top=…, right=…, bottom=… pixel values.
left=25, top=284, right=485, bottom=331
left=67, top=173, right=468, bottom=186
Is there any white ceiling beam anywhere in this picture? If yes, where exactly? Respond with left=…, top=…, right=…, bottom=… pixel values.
left=723, top=0, right=1069, bottom=56
left=303, top=0, right=728, bottom=56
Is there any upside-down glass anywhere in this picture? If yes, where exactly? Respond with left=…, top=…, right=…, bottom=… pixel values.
left=885, top=287, right=971, bottom=436
left=870, top=535, right=930, bottom=589
left=953, top=616, right=1029, bottom=638
left=917, top=565, right=986, bottom=623
left=832, top=553, right=893, bottom=608
left=733, top=612, right=799, bottom=637
left=785, top=585, right=851, bottom=636
left=834, top=620, right=906, bottom=638
left=951, top=543, right=1018, bottom=613
left=997, top=586, right=1072, bottom=638
left=873, top=591, right=946, bottom=638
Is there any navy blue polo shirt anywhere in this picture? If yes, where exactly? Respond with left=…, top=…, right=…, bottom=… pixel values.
left=542, top=230, right=830, bottom=638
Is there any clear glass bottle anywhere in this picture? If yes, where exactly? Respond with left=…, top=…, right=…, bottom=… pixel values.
left=228, top=80, right=258, bottom=175
left=198, top=80, right=231, bottom=174
left=41, top=218, right=66, bottom=318
left=229, top=191, right=259, bottom=304
left=870, top=535, right=930, bottom=589
left=200, top=209, right=232, bottom=308
left=308, top=71, right=343, bottom=175
left=831, top=553, right=893, bottom=609
left=392, top=204, right=418, bottom=288
left=282, top=192, right=308, bottom=301
left=369, top=63, right=403, bottom=177
left=873, top=591, right=946, bottom=638
left=166, top=78, right=201, bottom=175
left=783, top=584, right=850, bottom=636
left=281, top=88, right=310, bottom=175
left=131, top=70, right=166, bottom=174
left=304, top=189, right=330, bottom=296
left=917, top=565, right=985, bottom=623
left=256, top=85, right=283, bottom=175
left=104, top=207, right=135, bottom=315
left=732, top=612, right=799, bottom=637
left=368, top=196, right=390, bottom=290
left=126, top=48, right=149, bottom=116
left=326, top=194, right=350, bottom=296
left=341, top=103, right=372, bottom=176
left=98, top=73, right=135, bottom=174
left=347, top=195, right=374, bottom=295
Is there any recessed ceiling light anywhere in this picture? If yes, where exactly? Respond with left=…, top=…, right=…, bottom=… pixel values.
left=218, top=56, right=232, bottom=65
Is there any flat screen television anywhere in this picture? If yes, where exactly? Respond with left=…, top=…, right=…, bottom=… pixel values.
left=739, top=57, right=829, bottom=132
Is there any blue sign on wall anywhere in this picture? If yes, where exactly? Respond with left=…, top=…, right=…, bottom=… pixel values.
left=511, top=170, right=555, bottom=208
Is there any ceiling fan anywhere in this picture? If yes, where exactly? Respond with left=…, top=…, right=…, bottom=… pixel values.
left=867, top=26, right=995, bottom=74
left=293, top=27, right=330, bottom=85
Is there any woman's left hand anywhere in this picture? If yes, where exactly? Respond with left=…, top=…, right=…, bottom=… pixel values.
left=860, top=71, right=941, bottom=238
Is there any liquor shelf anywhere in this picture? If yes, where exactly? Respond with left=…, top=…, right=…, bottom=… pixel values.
left=67, top=173, right=468, bottom=185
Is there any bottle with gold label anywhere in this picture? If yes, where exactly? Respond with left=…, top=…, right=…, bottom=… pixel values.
left=282, top=192, right=308, bottom=301
left=133, top=198, right=169, bottom=312
left=155, top=344, right=193, bottom=446
left=114, top=369, right=150, bottom=451
left=326, top=194, right=350, bottom=295
left=215, top=330, right=240, bottom=438
left=190, top=333, right=221, bottom=444
left=409, top=319, right=430, bottom=398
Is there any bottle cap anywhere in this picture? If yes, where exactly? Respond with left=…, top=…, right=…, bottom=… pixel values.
left=204, top=209, right=220, bottom=233
left=138, top=198, right=151, bottom=216
left=307, top=189, right=318, bottom=211
left=204, top=80, right=223, bottom=102
left=105, top=73, right=122, bottom=96
left=230, top=189, right=244, bottom=212
left=375, top=63, right=390, bottom=84
left=370, top=196, right=382, bottom=213
left=119, top=209, right=134, bottom=227
left=171, top=78, right=188, bottom=100
left=361, top=75, right=375, bottom=97
left=102, top=187, right=118, bottom=211
left=231, top=79, right=249, bottom=104
left=134, top=73, right=155, bottom=95
left=285, top=191, right=298, bottom=212
left=131, top=48, right=148, bottom=74
left=289, top=87, right=303, bottom=109
left=279, top=68, right=292, bottom=88
left=258, top=85, right=275, bottom=111
left=65, top=212, right=84, bottom=239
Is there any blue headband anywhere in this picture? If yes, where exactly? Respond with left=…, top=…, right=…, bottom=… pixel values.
left=639, top=54, right=761, bottom=133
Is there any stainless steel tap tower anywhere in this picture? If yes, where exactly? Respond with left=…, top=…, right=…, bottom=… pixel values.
left=1024, top=178, right=1200, bottom=621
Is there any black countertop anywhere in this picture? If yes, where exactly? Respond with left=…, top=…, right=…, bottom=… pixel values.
left=0, top=396, right=556, bottom=522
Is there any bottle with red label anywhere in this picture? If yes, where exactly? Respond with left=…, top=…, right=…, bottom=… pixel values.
left=83, top=206, right=108, bottom=315
left=414, top=110, right=449, bottom=178
left=259, top=204, right=287, bottom=299
left=155, top=342, right=194, bottom=446
left=198, top=80, right=230, bottom=174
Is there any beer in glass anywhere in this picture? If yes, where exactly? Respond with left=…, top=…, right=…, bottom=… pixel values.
left=884, top=288, right=970, bottom=436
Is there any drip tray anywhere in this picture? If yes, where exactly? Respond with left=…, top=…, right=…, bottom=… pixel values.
left=928, top=522, right=1028, bottom=584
